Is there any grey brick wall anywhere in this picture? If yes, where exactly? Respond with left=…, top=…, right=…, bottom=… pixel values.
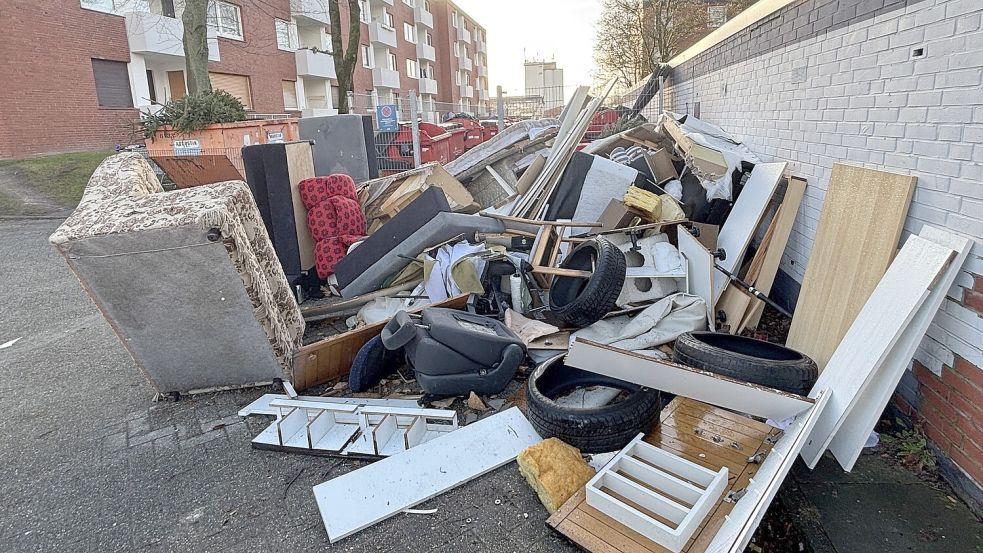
left=654, top=0, right=982, bottom=377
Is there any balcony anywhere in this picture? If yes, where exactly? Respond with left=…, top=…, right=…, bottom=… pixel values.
left=458, top=55, right=472, bottom=71
left=414, top=5, right=434, bottom=29
left=459, top=84, right=474, bottom=98
left=372, top=67, right=401, bottom=89
left=124, top=11, right=219, bottom=61
left=479, top=89, right=488, bottom=101
left=302, top=107, right=339, bottom=118
left=478, top=65, right=487, bottom=77
left=369, top=20, right=397, bottom=48
left=295, top=48, right=336, bottom=79
left=291, top=0, right=329, bottom=25
left=460, top=27, right=472, bottom=44
left=416, top=42, right=436, bottom=62
left=419, top=78, right=437, bottom=95
left=476, top=38, right=486, bottom=53
left=373, top=0, right=394, bottom=5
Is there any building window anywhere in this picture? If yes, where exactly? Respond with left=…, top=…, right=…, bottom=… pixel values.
left=708, top=5, right=727, bottom=28
left=282, top=81, right=298, bottom=110
left=325, top=33, right=333, bottom=53
left=406, top=58, right=419, bottom=79
left=453, top=42, right=460, bottom=57
left=425, top=31, right=433, bottom=46
left=383, top=10, right=394, bottom=28
left=361, top=45, right=373, bottom=68
left=455, top=71, right=461, bottom=86
left=209, top=72, right=252, bottom=109
left=388, top=51, right=398, bottom=71
left=451, top=10, right=458, bottom=28
left=403, top=22, right=416, bottom=43
left=359, top=0, right=371, bottom=23
left=208, top=1, right=243, bottom=40
left=91, top=59, right=133, bottom=108
left=275, top=19, right=298, bottom=51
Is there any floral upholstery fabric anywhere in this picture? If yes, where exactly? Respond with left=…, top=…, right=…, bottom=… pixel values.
left=298, top=175, right=366, bottom=279
left=49, top=153, right=304, bottom=372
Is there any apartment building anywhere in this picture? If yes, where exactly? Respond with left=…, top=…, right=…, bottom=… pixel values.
left=0, top=0, right=490, bottom=159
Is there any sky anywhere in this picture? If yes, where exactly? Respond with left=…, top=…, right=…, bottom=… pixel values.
left=453, top=0, right=603, bottom=99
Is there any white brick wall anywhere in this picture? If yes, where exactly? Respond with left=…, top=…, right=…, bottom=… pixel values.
left=652, top=0, right=983, bottom=375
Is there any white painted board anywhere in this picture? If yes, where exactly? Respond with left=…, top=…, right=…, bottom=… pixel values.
left=712, top=162, right=786, bottom=302
left=678, top=229, right=714, bottom=330
left=706, top=388, right=831, bottom=553
left=799, top=234, right=954, bottom=468
left=827, top=227, right=971, bottom=471
left=565, top=340, right=813, bottom=421
left=312, top=407, right=540, bottom=542
left=238, top=394, right=421, bottom=417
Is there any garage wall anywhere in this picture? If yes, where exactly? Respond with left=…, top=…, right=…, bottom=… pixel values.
left=649, top=0, right=983, bottom=509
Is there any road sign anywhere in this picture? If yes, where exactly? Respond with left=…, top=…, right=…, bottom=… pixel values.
left=376, top=104, right=398, bottom=131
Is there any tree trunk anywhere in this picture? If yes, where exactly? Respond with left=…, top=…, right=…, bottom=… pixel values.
left=183, top=0, right=211, bottom=95
left=330, top=0, right=361, bottom=114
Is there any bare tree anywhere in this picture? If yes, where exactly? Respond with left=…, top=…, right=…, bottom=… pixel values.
left=593, top=0, right=709, bottom=91
left=182, top=0, right=212, bottom=94
left=330, top=0, right=362, bottom=114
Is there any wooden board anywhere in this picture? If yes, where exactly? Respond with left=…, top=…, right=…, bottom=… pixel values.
left=313, top=407, right=540, bottom=542
left=152, top=155, right=244, bottom=188
left=712, top=162, right=786, bottom=303
left=741, top=176, right=807, bottom=331
left=566, top=340, right=814, bottom=421
left=786, top=164, right=916, bottom=370
left=678, top=229, right=714, bottom=331
left=548, top=397, right=779, bottom=553
left=798, top=234, right=954, bottom=469
left=826, top=227, right=971, bottom=471
left=285, top=142, right=317, bottom=271
left=715, top=285, right=752, bottom=334
left=290, top=294, right=469, bottom=390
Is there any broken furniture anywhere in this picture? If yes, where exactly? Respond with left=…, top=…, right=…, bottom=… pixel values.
left=381, top=308, right=525, bottom=396
left=241, top=141, right=317, bottom=285
left=49, top=153, right=304, bottom=395
left=312, top=407, right=540, bottom=543
left=250, top=399, right=457, bottom=458
left=297, top=174, right=366, bottom=279
left=586, top=433, right=729, bottom=553
left=786, top=163, right=917, bottom=369
left=357, top=162, right=475, bottom=232
left=298, top=114, right=379, bottom=183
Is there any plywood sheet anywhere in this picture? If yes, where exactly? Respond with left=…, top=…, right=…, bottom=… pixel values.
left=786, top=164, right=916, bottom=370
left=548, top=397, right=779, bottom=553
left=285, top=142, right=317, bottom=271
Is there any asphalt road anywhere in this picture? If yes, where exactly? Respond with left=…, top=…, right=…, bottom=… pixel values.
left=0, top=219, right=575, bottom=553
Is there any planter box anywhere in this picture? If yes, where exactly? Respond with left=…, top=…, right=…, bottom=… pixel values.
left=147, top=119, right=300, bottom=187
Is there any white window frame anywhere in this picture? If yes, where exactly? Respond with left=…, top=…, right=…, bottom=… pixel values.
left=402, top=0, right=416, bottom=6
left=453, top=42, right=460, bottom=57
left=387, top=51, right=398, bottom=71
left=325, top=33, right=334, bottom=53
left=361, top=45, right=374, bottom=68
left=455, top=71, right=461, bottom=86
left=275, top=19, right=298, bottom=51
left=451, top=10, right=458, bottom=28
left=406, top=58, right=419, bottom=79
left=208, top=1, right=244, bottom=41
left=359, top=0, right=371, bottom=23
left=403, top=22, right=416, bottom=43
left=282, top=81, right=299, bottom=110
left=383, top=10, right=394, bottom=29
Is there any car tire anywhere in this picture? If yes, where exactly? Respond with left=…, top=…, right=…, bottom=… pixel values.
left=672, top=331, right=818, bottom=396
left=549, top=236, right=626, bottom=328
left=525, top=355, right=662, bottom=453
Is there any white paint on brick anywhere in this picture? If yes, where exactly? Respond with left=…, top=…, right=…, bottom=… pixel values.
left=632, top=0, right=983, bottom=382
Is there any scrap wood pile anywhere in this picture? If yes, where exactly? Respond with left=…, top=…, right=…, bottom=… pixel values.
left=54, top=86, right=968, bottom=552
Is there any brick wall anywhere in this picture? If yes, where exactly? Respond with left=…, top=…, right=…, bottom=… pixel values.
left=210, top=0, right=297, bottom=114
left=0, top=0, right=136, bottom=158
left=655, top=0, right=983, bottom=505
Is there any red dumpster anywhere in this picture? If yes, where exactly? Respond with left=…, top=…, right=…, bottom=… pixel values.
left=447, top=115, right=485, bottom=150
left=480, top=119, right=500, bottom=141
left=437, top=123, right=468, bottom=160
left=375, top=122, right=453, bottom=176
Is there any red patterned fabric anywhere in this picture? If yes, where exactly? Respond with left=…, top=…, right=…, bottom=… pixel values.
left=299, top=175, right=366, bottom=279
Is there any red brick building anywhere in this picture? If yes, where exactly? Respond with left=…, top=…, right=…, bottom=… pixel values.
left=0, top=0, right=491, bottom=159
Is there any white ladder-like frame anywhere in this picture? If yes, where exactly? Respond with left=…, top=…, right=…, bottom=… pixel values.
left=586, top=433, right=729, bottom=553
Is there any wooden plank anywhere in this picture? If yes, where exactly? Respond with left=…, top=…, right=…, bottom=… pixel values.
left=285, top=142, right=317, bottom=271
left=516, top=154, right=546, bottom=195
left=799, top=234, right=954, bottom=468
left=151, top=154, right=244, bottom=188
left=291, top=294, right=468, bottom=390
left=827, top=227, right=971, bottom=471
left=712, top=162, right=786, bottom=302
left=786, top=164, right=916, bottom=370
left=566, top=340, right=814, bottom=421
left=313, top=408, right=540, bottom=542
left=714, top=285, right=753, bottom=334
left=548, top=397, right=774, bottom=553
left=742, top=176, right=806, bottom=330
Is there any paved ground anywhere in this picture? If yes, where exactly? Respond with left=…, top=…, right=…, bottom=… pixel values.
left=3, top=218, right=981, bottom=553
left=0, top=219, right=574, bottom=553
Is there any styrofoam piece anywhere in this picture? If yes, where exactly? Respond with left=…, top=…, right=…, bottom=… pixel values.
left=237, top=394, right=421, bottom=417
left=706, top=388, right=831, bottom=553
left=587, top=433, right=728, bottom=553
left=712, top=162, right=786, bottom=302
left=313, top=407, right=540, bottom=542
left=566, top=339, right=813, bottom=420
left=826, top=227, right=971, bottom=471
left=799, top=234, right=955, bottom=469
